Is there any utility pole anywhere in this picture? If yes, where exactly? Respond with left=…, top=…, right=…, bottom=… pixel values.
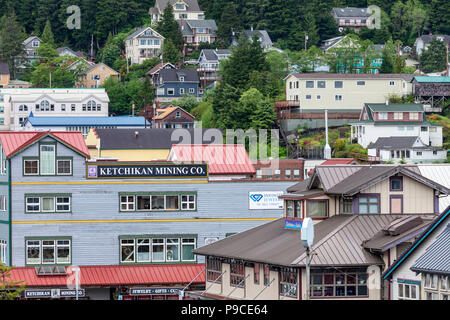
left=304, top=33, right=308, bottom=51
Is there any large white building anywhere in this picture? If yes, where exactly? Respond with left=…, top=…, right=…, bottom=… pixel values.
left=284, top=73, right=414, bottom=111
left=351, top=103, right=443, bottom=149
left=125, top=27, right=165, bottom=65
left=0, top=88, right=109, bottom=131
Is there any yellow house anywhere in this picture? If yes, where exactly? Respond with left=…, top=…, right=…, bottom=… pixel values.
left=86, top=128, right=174, bottom=161
left=79, top=63, right=120, bottom=88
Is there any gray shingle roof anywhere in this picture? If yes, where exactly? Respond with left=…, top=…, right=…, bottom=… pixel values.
left=201, top=49, right=231, bottom=61
left=245, top=30, right=273, bottom=47
left=194, top=214, right=430, bottom=267
left=0, top=62, right=9, bottom=75
left=411, top=224, right=450, bottom=275
left=155, top=0, right=201, bottom=12
left=367, top=137, right=420, bottom=150
left=179, top=20, right=217, bottom=37
left=159, top=68, right=199, bottom=82
left=96, top=128, right=218, bottom=150
left=417, top=34, right=450, bottom=45
left=332, top=7, right=371, bottom=18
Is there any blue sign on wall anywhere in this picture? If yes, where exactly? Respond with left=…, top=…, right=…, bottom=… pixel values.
left=284, top=219, right=303, bottom=230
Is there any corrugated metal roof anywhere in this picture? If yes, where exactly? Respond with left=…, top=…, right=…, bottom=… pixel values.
left=195, top=215, right=423, bottom=267
left=315, top=165, right=362, bottom=190
left=411, top=224, right=450, bottom=274
left=413, top=76, right=450, bottom=83
left=26, top=116, right=150, bottom=127
left=7, top=264, right=205, bottom=287
left=0, top=131, right=90, bottom=159
left=418, top=164, right=450, bottom=212
left=169, top=144, right=255, bottom=175
left=321, top=158, right=359, bottom=165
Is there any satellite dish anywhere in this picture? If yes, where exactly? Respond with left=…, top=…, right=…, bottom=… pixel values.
left=301, top=217, right=314, bottom=248
left=338, top=27, right=344, bottom=33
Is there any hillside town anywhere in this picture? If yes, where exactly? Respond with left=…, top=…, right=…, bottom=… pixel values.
left=0, top=0, right=449, bottom=305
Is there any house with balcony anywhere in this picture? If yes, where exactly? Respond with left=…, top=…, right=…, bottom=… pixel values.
left=155, top=68, right=202, bottom=103
left=368, top=136, right=447, bottom=164
left=150, top=0, right=205, bottom=24
left=351, top=103, right=443, bottom=149
left=186, top=164, right=449, bottom=300
left=197, top=49, right=231, bottom=86
left=331, top=7, right=371, bottom=32
left=125, top=27, right=164, bottom=65
left=178, top=19, right=218, bottom=54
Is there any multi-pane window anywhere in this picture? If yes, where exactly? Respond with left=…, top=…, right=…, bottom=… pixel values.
left=207, top=257, right=222, bottom=283
left=394, top=112, right=403, bottom=120
left=334, top=81, right=343, bottom=88
left=341, top=198, right=353, bottom=213
left=311, top=271, right=368, bottom=297
left=390, top=177, right=402, bottom=191
left=358, top=196, right=379, bottom=214
left=24, top=159, right=39, bottom=175
left=26, top=239, right=71, bottom=265
left=181, top=195, right=196, bottom=211
left=230, top=261, right=245, bottom=287
left=264, top=264, right=270, bottom=286
left=40, top=145, right=55, bottom=175
left=120, top=236, right=196, bottom=264
left=26, top=195, right=71, bottom=213
left=120, top=196, right=135, bottom=211
left=425, top=274, right=438, bottom=289
left=0, top=239, right=6, bottom=264
left=335, top=95, right=343, bottom=101
left=280, top=268, right=298, bottom=298
left=306, top=200, right=328, bottom=218
left=378, top=112, right=388, bottom=120
left=409, top=112, right=418, bottom=120
left=398, top=283, right=419, bottom=300
left=57, top=160, right=72, bottom=175
left=286, top=200, right=301, bottom=218
left=124, top=193, right=195, bottom=212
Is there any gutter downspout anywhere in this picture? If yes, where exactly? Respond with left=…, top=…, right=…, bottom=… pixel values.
left=387, top=249, right=391, bottom=300
left=8, top=159, right=12, bottom=266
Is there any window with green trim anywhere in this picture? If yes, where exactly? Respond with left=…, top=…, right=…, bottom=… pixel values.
left=119, top=192, right=197, bottom=212
left=119, top=235, right=197, bottom=264
left=26, top=238, right=71, bottom=265
left=25, top=195, right=71, bottom=213
left=40, top=144, right=55, bottom=175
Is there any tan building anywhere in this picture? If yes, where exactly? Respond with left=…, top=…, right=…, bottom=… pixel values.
left=125, top=27, right=165, bottom=65
left=284, top=73, right=414, bottom=111
left=188, top=165, right=449, bottom=300
left=0, top=62, right=10, bottom=88
left=79, top=63, right=120, bottom=88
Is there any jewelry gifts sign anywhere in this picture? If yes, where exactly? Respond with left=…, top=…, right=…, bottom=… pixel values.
left=86, top=163, right=208, bottom=179
left=249, top=191, right=284, bottom=210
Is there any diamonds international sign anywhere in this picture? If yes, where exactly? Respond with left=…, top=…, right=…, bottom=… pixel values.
left=86, top=163, right=208, bottom=179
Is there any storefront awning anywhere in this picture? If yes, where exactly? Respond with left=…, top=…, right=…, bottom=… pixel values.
left=9, top=264, right=205, bottom=287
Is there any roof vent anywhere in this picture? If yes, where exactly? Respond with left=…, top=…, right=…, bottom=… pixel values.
left=382, top=216, right=423, bottom=236
left=35, top=266, right=67, bottom=276
left=135, top=131, right=139, bottom=139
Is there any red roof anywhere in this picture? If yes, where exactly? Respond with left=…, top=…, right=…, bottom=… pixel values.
left=169, top=144, right=255, bottom=175
left=321, top=158, right=360, bottom=165
left=0, top=131, right=90, bottom=159
left=9, top=264, right=205, bottom=287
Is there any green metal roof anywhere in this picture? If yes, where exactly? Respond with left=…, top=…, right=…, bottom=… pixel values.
left=413, top=76, right=450, bottom=83
left=366, top=103, right=424, bottom=112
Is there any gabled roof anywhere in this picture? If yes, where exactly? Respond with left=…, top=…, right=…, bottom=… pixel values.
left=366, top=103, right=424, bottom=113
left=153, top=106, right=194, bottom=120
left=159, top=68, right=199, bottom=82
left=417, top=165, right=450, bottom=212
left=23, top=36, right=41, bottom=46
left=85, top=62, right=119, bottom=75
left=146, top=62, right=176, bottom=75
left=0, top=131, right=90, bottom=159
left=383, top=205, right=450, bottom=279
left=0, top=62, right=9, bottom=75
left=179, top=20, right=217, bottom=37
left=169, top=144, right=255, bottom=175
left=410, top=223, right=450, bottom=275
left=126, top=27, right=165, bottom=40
left=155, top=0, right=202, bottom=12
left=245, top=30, right=273, bottom=47
left=416, top=34, right=450, bottom=45
left=194, top=214, right=433, bottom=267
left=56, top=47, right=84, bottom=58
left=368, top=136, right=422, bottom=150
left=200, top=49, right=231, bottom=61
left=331, top=7, right=370, bottom=18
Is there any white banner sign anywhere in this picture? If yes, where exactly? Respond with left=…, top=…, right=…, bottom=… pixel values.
left=249, top=191, right=284, bottom=210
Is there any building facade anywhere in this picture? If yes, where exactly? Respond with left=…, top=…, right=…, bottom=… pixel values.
left=150, top=0, right=205, bottom=24
left=331, top=7, right=371, bottom=32
left=0, top=131, right=295, bottom=299
left=156, top=69, right=202, bottom=103
left=125, top=27, right=164, bottom=65
left=0, top=88, right=110, bottom=131
left=284, top=73, right=413, bottom=111
left=351, top=103, right=443, bottom=149
left=78, top=63, right=120, bottom=89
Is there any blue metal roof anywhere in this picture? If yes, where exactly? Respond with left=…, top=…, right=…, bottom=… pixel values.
left=411, top=224, right=450, bottom=275
left=26, top=116, right=150, bottom=127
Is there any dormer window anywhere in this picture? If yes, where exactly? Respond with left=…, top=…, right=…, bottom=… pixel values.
left=40, top=100, right=50, bottom=111
left=144, top=30, right=153, bottom=36
left=175, top=3, right=185, bottom=10
left=179, top=76, right=184, bottom=82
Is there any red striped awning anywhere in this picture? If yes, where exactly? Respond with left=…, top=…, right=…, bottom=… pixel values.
left=8, top=264, right=205, bottom=287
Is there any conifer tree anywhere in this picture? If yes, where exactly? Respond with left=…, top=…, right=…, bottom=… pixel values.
left=0, top=10, right=25, bottom=78
left=157, top=5, right=184, bottom=52
left=41, top=20, right=55, bottom=47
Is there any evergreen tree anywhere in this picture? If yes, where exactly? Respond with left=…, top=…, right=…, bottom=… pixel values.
left=380, top=39, right=395, bottom=73
left=162, top=38, right=180, bottom=65
left=420, top=39, right=447, bottom=73
left=0, top=264, right=26, bottom=300
left=157, top=5, right=184, bottom=52
left=217, top=3, right=242, bottom=46
left=429, top=0, right=450, bottom=34
left=41, top=20, right=55, bottom=46
left=0, top=10, right=25, bottom=78
left=138, top=76, right=155, bottom=111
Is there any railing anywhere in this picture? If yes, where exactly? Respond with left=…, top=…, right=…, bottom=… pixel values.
left=274, top=100, right=301, bottom=108
left=350, top=152, right=381, bottom=163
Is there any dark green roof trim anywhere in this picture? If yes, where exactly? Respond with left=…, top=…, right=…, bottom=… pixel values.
left=366, top=103, right=424, bottom=112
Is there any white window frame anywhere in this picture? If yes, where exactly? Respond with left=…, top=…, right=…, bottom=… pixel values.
left=378, top=112, right=388, bottom=120
left=26, top=240, right=41, bottom=265
left=39, top=145, right=56, bottom=175
left=152, top=238, right=165, bottom=262
left=167, top=88, right=175, bottom=96
left=0, top=195, right=5, bottom=211
left=181, top=194, right=196, bottom=211
left=136, top=238, right=151, bottom=263
left=120, top=239, right=135, bottom=263
left=24, top=159, right=39, bottom=176
left=0, top=239, right=6, bottom=264
left=166, top=238, right=180, bottom=262
left=181, top=238, right=196, bottom=261
left=56, top=197, right=71, bottom=212
left=180, top=88, right=185, bottom=95
left=120, top=195, right=135, bottom=211
left=26, top=197, right=41, bottom=212
left=335, top=95, right=343, bottom=101
left=41, top=197, right=56, bottom=213
left=397, top=282, right=419, bottom=300
left=189, top=88, right=195, bottom=94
